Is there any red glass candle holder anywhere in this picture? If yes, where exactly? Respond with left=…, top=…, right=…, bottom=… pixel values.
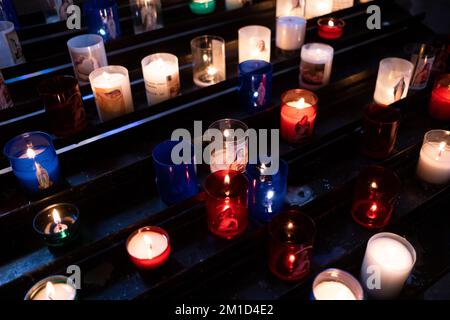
left=317, top=18, right=345, bottom=40
left=361, top=103, right=400, bottom=159
left=268, top=209, right=316, bottom=282
left=280, top=89, right=318, bottom=144
left=126, top=226, right=171, bottom=270
left=429, top=74, right=450, bottom=121
left=204, top=170, right=249, bottom=240
left=38, top=75, right=87, bottom=138
left=351, top=166, right=401, bottom=229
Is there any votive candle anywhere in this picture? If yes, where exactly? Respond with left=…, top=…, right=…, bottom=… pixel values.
left=0, top=20, right=25, bottom=68
left=238, top=60, right=273, bottom=112
left=305, top=0, right=333, bottom=19
left=189, top=0, right=216, bottom=15
left=191, top=35, right=226, bottom=87
left=83, top=0, right=121, bottom=42
left=428, top=74, right=450, bottom=121
left=238, top=25, right=271, bottom=63
left=24, top=276, right=77, bottom=300
left=276, top=0, right=305, bottom=17
left=312, top=268, right=364, bottom=300
left=299, top=43, right=334, bottom=89
left=317, top=18, right=345, bottom=40
left=130, top=0, right=163, bottom=34
left=276, top=16, right=306, bottom=51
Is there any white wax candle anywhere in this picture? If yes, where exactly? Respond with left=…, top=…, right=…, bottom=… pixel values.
left=0, top=21, right=26, bottom=68
left=286, top=98, right=311, bottom=109
left=300, top=43, right=334, bottom=89
left=142, top=54, right=180, bottom=105
left=305, top=0, right=333, bottom=19
left=361, top=233, right=416, bottom=299
left=32, top=282, right=76, bottom=300
left=276, top=0, right=305, bottom=17
left=127, top=230, right=169, bottom=259
left=276, top=16, right=306, bottom=51
left=417, top=142, right=450, bottom=184
left=90, top=66, right=134, bottom=122
left=239, top=26, right=271, bottom=63
left=313, top=281, right=356, bottom=300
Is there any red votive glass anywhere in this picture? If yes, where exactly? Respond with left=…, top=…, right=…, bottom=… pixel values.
left=204, top=170, right=249, bottom=240
left=361, top=103, right=400, bottom=159
left=351, top=166, right=401, bottom=229
left=268, top=209, right=316, bottom=282
left=126, top=226, right=171, bottom=270
left=429, top=74, right=450, bottom=121
left=38, top=75, right=87, bottom=138
left=280, top=89, right=318, bottom=144
left=317, top=18, right=345, bottom=40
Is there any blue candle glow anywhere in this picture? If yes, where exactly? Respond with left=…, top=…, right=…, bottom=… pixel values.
left=83, top=0, right=121, bottom=42
left=238, top=60, right=273, bottom=113
left=246, top=160, right=288, bottom=221
left=4, top=132, right=61, bottom=195
left=152, top=140, right=199, bottom=206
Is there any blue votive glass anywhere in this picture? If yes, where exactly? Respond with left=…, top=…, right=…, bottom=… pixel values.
left=0, top=0, right=20, bottom=28
left=83, top=0, right=121, bottom=42
left=4, top=132, right=61, bottom=195
left=238, top=60, right=273, bottom=113
left=246, top=159, right=288, bottom=222
left=152, top=140, right=199, bottom=206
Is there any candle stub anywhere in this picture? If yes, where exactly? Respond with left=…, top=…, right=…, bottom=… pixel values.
left=313, top=281, right=356, bottom=300
left=25, top=276, right=77, bottom=300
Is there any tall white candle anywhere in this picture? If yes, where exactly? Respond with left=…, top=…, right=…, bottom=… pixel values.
left=0, top=21, right=26, bottom=68
left=416, top=130, right=450, bottom=184
left=142, top=53, right=180, bottom=105
left=239, top=25, right=271, bottom=63
left=373, top=58, right=414, bottom=106
left=276, top=16, right=306, bottom=51
left=89, top=66, right=134, bottom=122
left=305, top=0, right=333, bottom=19
left=360, top=233, right=416, bottom=299
left=276, top=0, right=305, bottom=17
left=127, top=230, right=169, bottom=259
left=299, top=43, right=334, bottom=89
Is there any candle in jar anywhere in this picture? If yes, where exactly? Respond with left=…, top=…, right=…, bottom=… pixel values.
left=226, top=0, right=251, bottom=10
left=416, top=130, right=450, bottom=184
left=24, top=276, right=77, bottom=300
left=299, top=43, right=334, bottom=89
left=428, top=74, right=450, bottom=121
left=280, top=89, right=318, bottom=144
left=0, top=20, right=26, bottom=68
left=312, top=268, right=364, bottom=300
left=276, top=16, right=306, bottom=51
left=313, top=282, right=356, bottom=300
left=276, top=0, right=305, bottom=17
left=142, top=53, right=180, bottom=105
left=191, top=35, right=226, bottom=87
left=89, top=66, right=134, bottom=122
left=373, top=58, right=414, bottom=106
left=332, top=0, right=354, bottom=11
left=304, top=0, right=333, bottom=19
left=317, top=18, right=345, bottom=40
left=126, top=226, right=171, bottom=270
left=0, top=70, right=13, bottom=110
left=238, top=25, right=271, bottom=63
left=189, top=0, right=216, bottom=14
left=360, top=232, right=416, bottom=299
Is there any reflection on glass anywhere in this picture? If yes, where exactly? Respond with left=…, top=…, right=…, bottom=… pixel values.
left=40, top=0, right=73, bottom=24
left=0, top=0, right=20, bottom=27
left=225, top=0, right=252, bottom=11
left=191, top=35, right=226, bottom=87
left=84, top=0, right=121, bottom=42
left=130, top=0, right=163, bottom=34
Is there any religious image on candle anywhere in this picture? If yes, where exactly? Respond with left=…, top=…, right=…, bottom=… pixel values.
left=408, top=43, right=435, bottom=90
left=0, top=21, right=25, bottom=68
left=130, top=0, right=163, bottom=34
left=0, top=70, right=13, bottom=110
left=299, top=43, right=334, bottom=89
left=238, top=25, right=271, bottom=63
left=276, top=0, right=305, bottom=17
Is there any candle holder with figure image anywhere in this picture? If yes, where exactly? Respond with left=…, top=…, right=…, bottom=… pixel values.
left=268, top=209, right=316, bottom=281
left=299, top=43, right=333, bottom=89
left=83, top=0, right=121, bottom=42
left=429, top=74, right=450, bottom=121
left=33, top=203, right=80, bottom=247
left=40, top=0, right=74, bottom=24
left=238, top=60, right=272, bottom=113
left=130, top=0, right=163, bottom=34
left=0, top=70, right=13, bottom=110
left=304, top=0, right=332, bottom=18
left=189, top=0, right=216, bottom=15
left=406, top=43, right=436, bottom=90
left=191, top=35, right=226, bottom=87
left=38, top=76, right=87, bottom=138
left=4, top=132, right=62, bottom=196
left=276, top=0, right=305, bottom=17
left=351, top=166, right=400, bottom=229
left=239, top=25, right=271, bottom=63
left=24, top=275, right=77, bottom=300
left=67, top=34, right=108, bottom=84
left=204, top=170, right=249, bottom=240
left=0, top=20, right=25, bottom=68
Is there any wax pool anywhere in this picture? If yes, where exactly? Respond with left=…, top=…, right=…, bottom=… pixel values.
left=25, top=276, right=77, bottom=300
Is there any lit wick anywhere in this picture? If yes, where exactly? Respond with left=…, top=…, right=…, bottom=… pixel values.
left=144, top=234, right=153, bottom=260
left=371, top=181, right=378, bottom=189
left=367, top=203, right=378, bottom=219
left=224, top=174, right=231, bottom=197
left=328, top=20, right=334, bottom=27
left=27, top=148, right=36, bottom=159
left=52, top=209, right=68, bottom=234
left=288, top=254, right=296, bottom=271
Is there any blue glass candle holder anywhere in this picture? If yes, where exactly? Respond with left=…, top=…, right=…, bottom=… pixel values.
left=246, top=159, right=288, bottom=222
left=152, top=140, right=199, bottom=206
left=4, top=132, right=62, bottom=196
left=83, top=0, right=121, bottom=42
left=238, top=60, right=273, bottom=113
left=0, top=0, right=20, bottom=28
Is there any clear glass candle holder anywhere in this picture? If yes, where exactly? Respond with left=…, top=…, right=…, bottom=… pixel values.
left=83, top=0, right=121, bottom=42
left=191, top=35, right=226, bottom=87
left=238, top=25, right=271, bottom=63
left=130, top=0, right=163, bottom=34
left=33, top=203, right=80, bottom=247
left=208, top=118, right=249, bottom=173
left=0, top=20, right=25, bottom=68
left=24, top=275, right=77, bottom=300
left=429, top=74, right=450, bottom=121
left=238, top=60, right=272, bottom=113
left=351, top=166, right=400, bottom=229
left=312, top=268, right=364, bottom=300
left=268, top=209, right=316, bottom=281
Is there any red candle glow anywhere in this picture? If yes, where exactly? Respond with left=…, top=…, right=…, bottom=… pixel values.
left=204, top=170, right=248, bottom=240
left=429, top=74, right=450, bottom=121
left=317, top=18, right=345, bottom=40
left=126, top=226, right=171, bottom=270
left=280, top=89, right=318, bottom=144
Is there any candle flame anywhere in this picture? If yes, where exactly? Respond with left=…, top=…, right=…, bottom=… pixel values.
left=436, top=142, right=446, bottom=160
left=26, top=148, right=36, bottom=159
left=259, top=163, right=267, bottom=174
left=328, top=20, right=334, bottom=27
left=370, top=203, right=378, bottom=212
left=287, top=221, right=294, bottom=229
left=223, top=129, right=230, bottom=138
left=45, top=282, right=55, bottom=300
left=266, top=190, right=275, bottom=200
left=143, top=234, right=153, bottom=259
left=371, top=181, right=378, bottom=189
left=52, top=209, right=62, bottom=225
left=224, top=174, right=230, bottom=185
left=292, top=98, right=306, bottom=109
left=288, top=254, right=296, bottom=264
left=207, top=66, right=217, bottom=76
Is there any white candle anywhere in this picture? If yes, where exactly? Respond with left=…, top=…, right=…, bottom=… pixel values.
left=142, top=53, right=180, bottom=105
left=0, top=21, right=26, bottom=68
left=127, top=230, right=169, bottom=260
left=238, top=25, right=271, bottom=63
left=299, top=43, right=334, bottom=89
left=305, top=0, right=333, bottom=19
left=276, top=16, right=306, bottom=51
left=373, top=58, right=414, bottom=106
left=89, top=66, right=134, bottom=122
left=312, top=268, right=364, bottom=300
left=25, top=276, right=77, bottom=300
left=332, top=0, right=354, bottom=11
left=360, top=233, right=416, bottom=299
left=314, top=281, right=356, bottom=300
left=276, top=0, right=305, bottom=17
left=417, top=131, right=450, bottom=184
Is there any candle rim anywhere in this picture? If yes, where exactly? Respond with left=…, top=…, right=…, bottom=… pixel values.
left=281, top=89, right=318, bottom=108
left=141, top=52, right=179, bottom=69
left=3, top=131, right=54, bottom=161
left=362, top=103, right=401, bottom=125
left=0, top=20, right=14, bottom=33
left=67, top=33, right=104, bottom=49
left=89, top=65, right=129, bottom=83
left=126, top=226, right=170, bottom=260
left=191, top=35, right=225, bottom=50
left=24, top=275, right=77, bottom=300
left=238, top=24, right=271, bottom=36
left=152, top=139, right=195, bottom=167
left=317, top=17, right=345, bottom=28
left=276, top=16, right=307, bottom=25
left=37, top=75, right=79, bottom=96
left=312, top=268, right=364, bottom=300
left=33, top=203, right=80, bottom=236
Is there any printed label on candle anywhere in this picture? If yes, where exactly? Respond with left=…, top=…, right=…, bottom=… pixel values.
left=95, top=86, right=126, bottom=120
left=5, top=30, right=24, bottom=64
left=35, top=162, right=52, bottom=190
left=71, top=51, right=102, bottom=83
left=0, top=74, right=13, bottom=110
left=393, top=77, right=406, bottom=102
left=411, top=55, right=435, bottom=89
left=139, top=2, right=159, bottom=30
left=301, top=61, right=325, bottom=86
left=145, top=73, right=180, bottom=101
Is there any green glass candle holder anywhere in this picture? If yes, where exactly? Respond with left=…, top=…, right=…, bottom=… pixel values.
left=33, top=203, right=80, bottom=247
left=189, top=0, right=216, bottom=15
